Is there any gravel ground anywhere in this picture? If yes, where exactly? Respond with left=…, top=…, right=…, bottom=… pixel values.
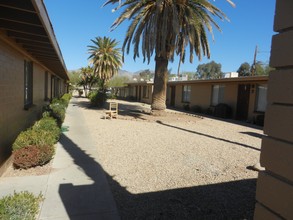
left=76, top=98, right=263, bottom=220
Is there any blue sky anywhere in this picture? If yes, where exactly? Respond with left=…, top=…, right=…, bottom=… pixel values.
left=44, top=0, right=276, bottom=73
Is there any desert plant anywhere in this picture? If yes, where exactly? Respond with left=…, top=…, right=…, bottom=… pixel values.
left=183, top=104, right=190, bottom=111
left=61, top=93, right=72, bottom=107
left=38, top=145, right=55, bottom=166
left=32, top=116, right=60, bottom=143
left=0, top=191, right=43, bottom=220
left=42, top=95, right=71, bottom=127
left=104, top=0, right=232, bottom=115
left=13, top=145, right=54, bottom=169
left=107, top=93, right=117, bottom=100
left=192, top=105, right=202, bottom=113
left=13, top=146, right=41, bottom=169
left=214, top=103, right=232, bottom=118
left=49, top=102, right=66, bottom=126
left=12, top=129, right=56, bottom=151
left=89, top=90, right=107, bottom=107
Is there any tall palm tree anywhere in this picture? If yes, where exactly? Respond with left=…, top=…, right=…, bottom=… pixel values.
left=88, top=36, right=122, bottom=91
left=104, top=0, right=233, bottom=115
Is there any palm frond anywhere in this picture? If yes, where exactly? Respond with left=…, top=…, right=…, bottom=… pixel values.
left=104, top=0, right=232, bottom=64
left=87, top=36, right=122, bottom=81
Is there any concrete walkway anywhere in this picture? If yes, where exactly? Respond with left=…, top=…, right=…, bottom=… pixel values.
left=0, top=97, right=120, bottom=220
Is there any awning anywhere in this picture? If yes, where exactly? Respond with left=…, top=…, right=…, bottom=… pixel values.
left=0, top=0, right=68, bottom=80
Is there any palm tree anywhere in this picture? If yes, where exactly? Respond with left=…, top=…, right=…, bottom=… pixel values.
left=88, top=36, right=122, bottom=91
left=104, top=0, right=233, bottom=115
left=78, top=66, right=99, bottom=96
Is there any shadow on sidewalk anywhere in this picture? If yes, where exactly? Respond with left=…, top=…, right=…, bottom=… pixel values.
left=58, top=133, right=257, bottom=219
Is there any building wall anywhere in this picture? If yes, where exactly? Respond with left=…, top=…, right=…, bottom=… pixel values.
left=190, top=84, right=212, bottom=109
left=166, top=81, right=266, bottom=122
left=0, top=38, right=64, bottom=173
left=254, top=0, right=293, bottom=219
left=140, top=85, right=152, bottom=104
left=222, top=83, right=237, bottom=117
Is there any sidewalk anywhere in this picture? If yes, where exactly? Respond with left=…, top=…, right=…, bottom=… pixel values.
left=0, top=97, right=120, bottom=220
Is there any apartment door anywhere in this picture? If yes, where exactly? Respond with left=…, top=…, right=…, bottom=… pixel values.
left=170, top=86, right=176, bottom=107
left=236, top=84, right=251, bottom=120
left=136, top=86, right=141, bottom=101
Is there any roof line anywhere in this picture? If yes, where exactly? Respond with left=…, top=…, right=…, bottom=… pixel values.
left=31, top=0, right=68, bottom=78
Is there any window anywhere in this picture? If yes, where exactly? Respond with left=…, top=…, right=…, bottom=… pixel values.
left=44, top=71, right=48, bottom=101
left=255, top=84, right=267, bottom=112
left=182, top=85, right=191, bottom=102
left=55, top=78, right=60, bottom=98
left=50, top=75, right=54, bottom=99
left=24, top=60, right=33, bottom=109
left=143, top=86, right=149, bottom=98
left=211, top=85, right=225, bottom=106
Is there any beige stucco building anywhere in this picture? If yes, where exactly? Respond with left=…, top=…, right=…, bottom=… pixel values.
left=118, top=76, right=268, bottom=124
left=0, top=0, right=68, bottom=174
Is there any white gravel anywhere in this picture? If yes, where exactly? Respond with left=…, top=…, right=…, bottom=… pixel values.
left=76, top=98, right=263, bottom=219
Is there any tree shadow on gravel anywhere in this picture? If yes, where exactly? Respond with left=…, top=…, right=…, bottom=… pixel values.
left=240, top=131, right=265, bottom=139
left=156, top=120, right=261, bottom=152
left=58, top=133, right=257, bottom=220
left=109, top=177, right=257, bottom=220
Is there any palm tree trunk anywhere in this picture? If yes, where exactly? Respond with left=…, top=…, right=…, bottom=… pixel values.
left=151, top=56, right=168, bottom=116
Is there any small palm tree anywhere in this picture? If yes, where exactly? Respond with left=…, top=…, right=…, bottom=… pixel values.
left=104, top=0, right=233, bottom=115
left=78, top=66, right=99, bottom=96
left=88, top=36, right=122, bottom=91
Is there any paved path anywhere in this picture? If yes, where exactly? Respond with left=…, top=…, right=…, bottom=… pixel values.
left=0, top=97, right=119, bottom=220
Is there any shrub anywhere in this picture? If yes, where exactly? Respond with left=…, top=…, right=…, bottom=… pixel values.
left=89, top=91, right=107, bottom=107
left=38, top=145, right=55, bottom=166
left=49, top=102, right=66, bottom=126
left=42, top=111, right=51, bottom=118
left=183, top=104, right=190, bottom=111
left=13, top=146, right=40, bottom=169
left=87, top=90, right=96, bottom=99
left=13, top=145, right=55, bottom=169
left=0, top=191, right=43, bottom=220
left=32, top=116, right=60, bottom=143
left=61, top=93, right=72, bottom=106
left=214, top=103, right=232, bottom=119
left=192, top=105, right=202, bottom=113
left=12, top=129, right=56, bottom=151
left=42, top=95, right=71, bottom=127
left=107, top=93, right=117, bottom=100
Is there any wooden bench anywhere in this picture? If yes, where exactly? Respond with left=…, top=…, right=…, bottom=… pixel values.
left=105, top=102, right=118, bottom=119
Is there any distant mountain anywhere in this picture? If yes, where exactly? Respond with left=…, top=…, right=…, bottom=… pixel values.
left=118, top=69, right=133, bottom=76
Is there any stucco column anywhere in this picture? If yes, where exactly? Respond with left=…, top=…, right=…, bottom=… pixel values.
left=254, top=0, right=293, bottom=219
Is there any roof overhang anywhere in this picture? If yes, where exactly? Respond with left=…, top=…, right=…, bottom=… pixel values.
left=0, top=0, right=68, bottom=80
left=125, top=76, right=269, bottom=86
left=167, top=76, right=269, bottom=85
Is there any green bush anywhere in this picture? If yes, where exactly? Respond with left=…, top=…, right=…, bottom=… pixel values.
left=12, top=129, right=56, bottom=151
left=183, top=104, right=190, bottom=111
left=42, top=97, right=69, bottom=127
left=192, top=105, right=202, bottom=113
left=13, top=145, right=55, bottom=169
left=0, top=191, right=43, bottom=220
left=49, top=102, right=66, bottom=126
left=87, top=90, right=96, bottom=99
left=61, top=93, right=72, bottom=106
left=38, top=145, right=55, bottom=166
left=32, top=116, right=60, bottom=143
left=107, top=93, right=117, bottom=99
left=89, top=91, right=107, bottom=107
